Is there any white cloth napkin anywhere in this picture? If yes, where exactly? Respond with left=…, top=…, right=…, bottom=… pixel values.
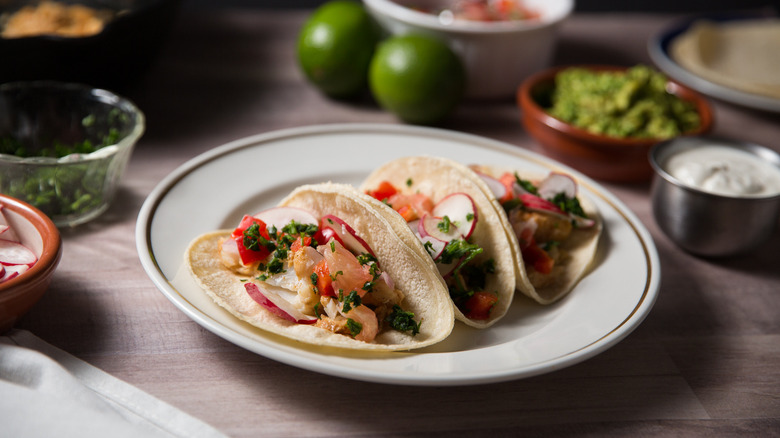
left=0, top=330, right=227, bottom=438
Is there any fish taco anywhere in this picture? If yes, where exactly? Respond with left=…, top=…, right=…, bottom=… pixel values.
left=468, top=165, right=603, bottom=305
left=185, top=183, right=455, bottom=351
left=361, top=156, right=517, bottom=328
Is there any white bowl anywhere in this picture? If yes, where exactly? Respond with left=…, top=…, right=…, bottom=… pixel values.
left=362, top=0, right=574, bottom=99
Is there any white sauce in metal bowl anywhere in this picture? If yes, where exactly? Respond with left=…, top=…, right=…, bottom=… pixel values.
left=666, top=145, right=780, bottom=197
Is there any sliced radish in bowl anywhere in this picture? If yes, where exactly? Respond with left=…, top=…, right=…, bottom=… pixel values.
left=0, top=240, right=38, bottom=266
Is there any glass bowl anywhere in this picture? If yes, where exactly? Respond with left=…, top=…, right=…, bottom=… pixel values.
left=0, top=81, right=145, bottom=227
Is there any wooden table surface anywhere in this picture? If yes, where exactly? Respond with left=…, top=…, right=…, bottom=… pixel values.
left=15, top=8, right=780, bottom=437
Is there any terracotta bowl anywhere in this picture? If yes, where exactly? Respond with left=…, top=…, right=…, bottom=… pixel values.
left=517, top=65, right=714, bottom=182
left=0, top=194, right=62, bottom=333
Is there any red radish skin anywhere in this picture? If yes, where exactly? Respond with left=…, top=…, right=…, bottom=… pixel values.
left=320, top=215, right=374, bottom=256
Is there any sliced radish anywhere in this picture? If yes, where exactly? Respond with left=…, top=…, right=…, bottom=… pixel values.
left=419, top=214, right=461, bottom=244
left=254, top=206, right=318, bottom=231
left=320, top=215, right=374, bottom=256
left=474, top=172, right=507, bottom=200
left=519, top=193, right=566, bottom=217
left=537, top=172, right=578, bottom=199
left=432, top=193, right=477, bottom=239
left=0, top=263, right=29, bottom=283
left=0, top=206, right=20, bottom=243
left=417, top=216, right=461, bottom=275
left=0, top=240, right=37, bottom=266
left=420, top=234, right=446, bottom=260
left=244, top=282, right=317, bottom=324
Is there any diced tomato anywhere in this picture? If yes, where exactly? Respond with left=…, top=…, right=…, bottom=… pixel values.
left=523, top=242, right=554, bottom=275
left=498, top=172, right=516, bottom=203
left=313, top=259, right=335, bottom=297
left=367, top=181, right=398, bottom=201
left=463, top=292, right=498, bottom=320
left=386, top=193, right=434, bottom=222
left=290, top=236, right=312, bottom=253
left=396, top=205, right=417, bottom=222
left=231, top=215, right=271, bottom=265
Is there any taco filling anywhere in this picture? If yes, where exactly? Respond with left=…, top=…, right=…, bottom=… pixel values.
left=219, top=206, right=421, bottom=343
left=367, top=181, right=498, bottom=321
left=475, top=170, right=597, bottom=289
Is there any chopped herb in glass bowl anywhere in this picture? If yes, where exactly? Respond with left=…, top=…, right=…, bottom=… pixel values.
left=0, top=81, right=144, bottom=227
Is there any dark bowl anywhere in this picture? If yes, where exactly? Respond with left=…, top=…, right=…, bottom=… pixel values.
left=0, top=193, right=61, bottom=333
left=0, top=0, right=180, bottom=90
left=518, top=65, right=714, bottom=182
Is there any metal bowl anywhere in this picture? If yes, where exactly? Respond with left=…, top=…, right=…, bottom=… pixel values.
left=649, top=136, right=780, bottom=257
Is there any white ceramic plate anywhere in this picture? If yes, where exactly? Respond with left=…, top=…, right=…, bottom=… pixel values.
left=136, top=124, right=660, bottom=386
left=648, top=14, right=780, bottom=113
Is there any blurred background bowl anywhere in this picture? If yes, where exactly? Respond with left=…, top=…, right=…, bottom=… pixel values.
left=0, top=0, right=180, bottom=90
left=0, top=193, right=61, bottom=333
left=649, top=137, right=780, bottom=257
left=0, top=80, right=145, bottom=227
left=362, top=0, right=573, bottom=99
left=518, top=64, right=714, bottom=182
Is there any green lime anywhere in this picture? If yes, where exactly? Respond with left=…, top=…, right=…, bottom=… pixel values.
left=297, top=1, right=380, bottom=98
left=369, top=34, right=466, bottom=124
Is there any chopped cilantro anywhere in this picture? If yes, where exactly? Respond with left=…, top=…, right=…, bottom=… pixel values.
left=405, top=178, right=413, bottom=187
left=501, top=198, right=524, bottom=213
left=346, top=318, right=363, bottom=337
left=387, top=305, right=421, bottom=335
left=439, top=239, right=482, bottom=265
left=341, top=290, right=362, bottom=313
left=266, top=256, right=285, bottom=274
left=330, top=241, right=336, bottom=252
left=514, top=174, right=538, bottom=195
left=423, top=240, right=435, bottom=257
left=466, top=212, right=474, bottom=222
left=550, top=193, right=587, bottom=218
left=243, top=223, right=276, bottom=253
left=357, top=253, right=377, bottom=266
left=313, top=302, right=322, bottom=319
left=437, top=216, right=452, bottom=233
